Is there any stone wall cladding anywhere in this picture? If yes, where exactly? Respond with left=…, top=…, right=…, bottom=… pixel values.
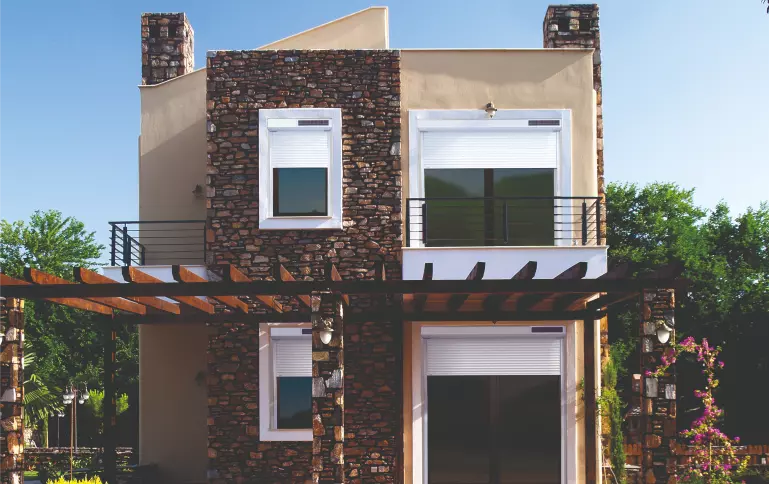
left=205, top=49, right=402, bottom=483
left=141, top=13, right=194, bottom=85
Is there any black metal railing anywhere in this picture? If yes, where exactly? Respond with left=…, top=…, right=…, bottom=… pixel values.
left=108, top=220, right=207, bottom=266
left=405, top=196, right=604, bottom=247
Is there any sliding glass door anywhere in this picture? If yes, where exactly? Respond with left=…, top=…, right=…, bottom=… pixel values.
left=427, top=375, right=561, bottom=484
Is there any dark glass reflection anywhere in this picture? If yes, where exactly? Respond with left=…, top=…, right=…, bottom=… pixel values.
left=273, top=168, right=327, bottom=216
left=428, top=376, right=491, bottom=484
left=276, top=376, right=311, bottom=429
left=423, top=169, right=555, bottom=247
left=427, top=375, right=561, bottom=484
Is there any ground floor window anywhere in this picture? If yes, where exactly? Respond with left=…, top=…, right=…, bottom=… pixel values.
left=258, top=324, right=312, bottom=441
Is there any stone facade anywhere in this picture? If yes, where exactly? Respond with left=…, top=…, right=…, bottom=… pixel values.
left=141, top=13, right=194, bottom=86
left=0, top=298, right=24, bottom=484
left=640, top=289, right=677, bottom=483
left=205, top=49, right=402, bottom=483
left=543, top=4, right=603, bottom=198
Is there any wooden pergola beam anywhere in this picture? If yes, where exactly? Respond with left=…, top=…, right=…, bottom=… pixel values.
left=325, top=262, right=350, bottom=305
left=483, top=261, right=538, bottom=311
left=0, top=273, right=113, bottom=315
left=172, top=265, right=248, bottom=313
left=221, top=264, right=283, bottom=313
left=412, top=263, right=434, bottom=313
left=74, top=267, right=181, bottom=315
left=25, top=268, right=147, bottom=315
left=517, top=262, right=588, bottom=312
left=122, top=267, right=215, bottom=314
left=273, top=264, right=312, bottom=309
left=446, top=262, right=486, bottom=311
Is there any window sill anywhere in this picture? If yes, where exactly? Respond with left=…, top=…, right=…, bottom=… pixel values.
left=259, top=428, right=312, bottom=442
left=259, top=216, right=342, bottom=230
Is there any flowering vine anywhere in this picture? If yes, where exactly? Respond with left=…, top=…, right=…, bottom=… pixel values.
left=648, top=337, right=748, bottom=483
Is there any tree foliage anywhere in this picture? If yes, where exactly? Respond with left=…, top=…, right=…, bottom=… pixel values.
left=0, top=210, right=138, bottom=445
left=606, top=182, right=769, bottom=442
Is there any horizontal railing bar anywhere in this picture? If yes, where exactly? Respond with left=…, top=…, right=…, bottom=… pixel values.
left=109, top=220, right=206, bottom=225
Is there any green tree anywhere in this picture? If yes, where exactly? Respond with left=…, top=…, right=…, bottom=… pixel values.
left=606, top=183, right=769, bottom=442
left=0, top=210, right=139, bottom=446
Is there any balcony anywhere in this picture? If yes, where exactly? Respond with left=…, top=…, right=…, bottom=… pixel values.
left=406, top=196, right=604, bottom=248
left=108, top=220, right=206, bottom=266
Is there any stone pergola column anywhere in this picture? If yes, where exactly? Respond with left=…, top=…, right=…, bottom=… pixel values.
left=641, top=289, right=677, bottom=483
left=311, top=292, right=345, bottom=483
left=0, top=297, right=24, bottom=484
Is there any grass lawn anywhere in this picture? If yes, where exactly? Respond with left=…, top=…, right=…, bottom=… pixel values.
left=24, top=470, right=39, bottom=479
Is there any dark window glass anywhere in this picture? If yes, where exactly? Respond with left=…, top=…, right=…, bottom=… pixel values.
left=273, top=168, right=327, bottom=216
left=423, top=168, right=554, bottom=247
left=276, top=376, right=311, bottom=429
left=427, top=375, right=561, bottom=484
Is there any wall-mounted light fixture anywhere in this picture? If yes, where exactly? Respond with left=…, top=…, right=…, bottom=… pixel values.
left=485, top=102, right=498, bottom=119
left=656, top=310, right=675, bottom=344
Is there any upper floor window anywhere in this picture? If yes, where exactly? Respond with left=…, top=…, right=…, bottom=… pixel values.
left=258, top=108, right=343, bottom=230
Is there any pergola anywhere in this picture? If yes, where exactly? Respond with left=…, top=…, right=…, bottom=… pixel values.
left=1, top=260, right=686, bottom=483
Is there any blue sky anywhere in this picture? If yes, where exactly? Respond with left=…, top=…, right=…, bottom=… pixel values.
left=2, top=0, right=768, bottom=251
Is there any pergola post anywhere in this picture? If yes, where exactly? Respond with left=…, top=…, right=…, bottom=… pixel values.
left=0, top=297, right=25, bottom=484
left=311, top=292, right=345, bottom=483
left=102, top=316, right=117, bottom=484
left=641, top=289, right=677, bottom=483
left=583, top=318, right=598, bottom=484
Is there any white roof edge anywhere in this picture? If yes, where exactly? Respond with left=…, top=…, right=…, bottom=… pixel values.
left=400, top=47, right=594, bottom=52
left=138, top=67, right=206, bottom=89
left=255, top=6, right=389, bottom=50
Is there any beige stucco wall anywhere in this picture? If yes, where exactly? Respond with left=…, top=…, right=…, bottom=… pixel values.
left=138, top=324, right=209, bottom=483
left=401, top=49, right=597, bottom=201
left=259, top=6, right=388, bottom=50
left=138, top=69, right=208, bottom=483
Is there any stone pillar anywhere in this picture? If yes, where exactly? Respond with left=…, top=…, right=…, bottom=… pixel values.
left=141, top=12, right=194, bottom=85
left=0, top=297, right=24, bottom=484
left=543, top=4, right=603, bottom=198
left=641, top=289, right=677, bottom=483
left=311, top=293, right=344, bottom=483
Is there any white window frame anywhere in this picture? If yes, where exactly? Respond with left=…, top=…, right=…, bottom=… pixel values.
left=407, top=109, right=572, bottom=247
left=410, top=323, right=577, bottom=484
left=258, top=323, right=312, bottom=441
left=258, top=108, right=343, bottom=230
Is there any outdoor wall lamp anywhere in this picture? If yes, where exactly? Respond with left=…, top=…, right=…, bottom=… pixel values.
left=656, top=310, right=675, bottom=344
left=311, top=294, right=342, bottom=346
left=485, top=102, right=497, bottom=118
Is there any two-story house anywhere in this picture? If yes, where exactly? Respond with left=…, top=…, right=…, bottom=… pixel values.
left=122, top=5, right=607, bottom=483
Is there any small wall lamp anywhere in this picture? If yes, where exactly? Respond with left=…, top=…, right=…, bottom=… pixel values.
left=656, top=311, right=675, bottom=344
left=485, top=102, right=498, bottom=119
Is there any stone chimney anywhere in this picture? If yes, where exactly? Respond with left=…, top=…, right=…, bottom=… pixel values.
left=141, top=13, right=194, bottom=85
left=543, top=4, right=603, bottom=197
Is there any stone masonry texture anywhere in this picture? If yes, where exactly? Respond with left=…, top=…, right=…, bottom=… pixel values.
left=205, top=49, right=402, bottom=483
left=0, top=298, right=24, bottom=484
left=141, top=13, right=194, bottom=85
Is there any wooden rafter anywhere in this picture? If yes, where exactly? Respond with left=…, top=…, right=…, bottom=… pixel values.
left=172, top=265, right=248, bottom=313
left=412, top=263, right=434, bottom=313
left=24, top=268, right=147, bottom=315
left=122, top=267, right=215, bottom=314
left=74, top=267, right=181, bottom=315
left=221, top=264, right=283, bottom=313
left=517, top=262, right=588, bottom=312
left=273, top=263, right=312, bottom=309
left=446, top=262, right=486, bottom=311
left=0, top=273, right=113, bottom=315
left=324, top=262, right=350, bottom=305
left=483, top=261, right=538, bottom=311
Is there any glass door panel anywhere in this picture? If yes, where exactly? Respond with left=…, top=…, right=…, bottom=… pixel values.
left=427, top=376, right=491, bottom=484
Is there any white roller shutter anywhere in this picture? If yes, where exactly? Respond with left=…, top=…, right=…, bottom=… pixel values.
left=421, top=130, right=558, bottom=169
left=270, top=130, right=331, bottom=168
left=425, top=337, right=561, bottom=376
left=274, top=337, right=311, bottom=377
